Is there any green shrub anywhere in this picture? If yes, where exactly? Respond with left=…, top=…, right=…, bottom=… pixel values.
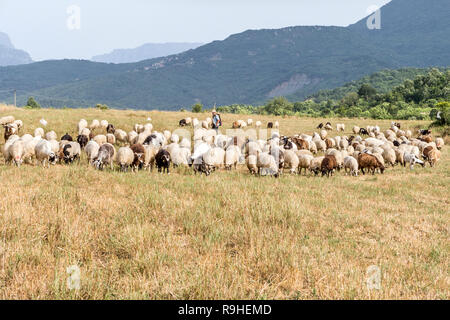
left=25, top=97, right=41, bottom=109
left=192, top=103, right=203, bottom=113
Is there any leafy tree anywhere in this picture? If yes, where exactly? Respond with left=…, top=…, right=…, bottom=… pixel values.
left=368, top=106, right=390, bottom=119
left=192, top=103, right=203, bottom=113
left=341, top=92, right=359, bottom=107
left=345, top=106, right=363, bottom=118
left=264, top=97, right=293, bottom=116
left=358, top=84, right=377, bottom=99
left=26, top=97, right=41, bottom=109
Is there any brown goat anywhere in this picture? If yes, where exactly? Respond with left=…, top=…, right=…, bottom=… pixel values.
left=292, top=137, right=308, bottom=150
left=131, top=143, right=146, bottom=170
left=419, top=135, right=433, bottom=143
left=321, top=155, right=337, bottom=177
left=3, top=125, right=14, bottom=141
left=325, top=138, right=334, bottom=149
left=422, top=146, right=434, bottom=161
left=358, top=153, right=385, bottom=175
left=232, top=121, right=240, bottom=129
left=427, top=149, right=441, bottom=167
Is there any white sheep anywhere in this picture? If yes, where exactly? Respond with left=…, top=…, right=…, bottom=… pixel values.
left=134, top=124, right=144, bottom=134
left=163, top=130, right=172, bottom=141
left=23, top=137, right=41, bottom=164
left=90, top=119, right=100, bottom=130
left=0, top=115, right=15, bottom=126
left=382, top=147, right=396, bottom=167
left=100, top=120, right=109, bottom=129
left=78, top=119, right=88, bottom=135
left=2, top=135, right=20, bottom=164
left=85, top=140, right=100, bottom=165
left=114, top=129, right=128, bottom=143
left=246, top=155, right=258, bottom=174
left=93, top=134, right=107, bottom=146
left=45, top=131, right=57, bottom=141
left=203, top=147, right=225, bottom=170
left=171, top=147, right=191, bottom=167
left=297, top=154, right=314, bottom=175
left=225, top=146, right=240, bottom=170
left=35, top=139, right=57, bottom=167
left=127, top=131, right=138, bottom=145
left=314, top=139, right=327, bottom=152
left=256, top=152, right=279, bottom=176
left=8, top=139, right=24, bottom=167
left=282, top=149, right=299, bottom=174
left=255, top=121, right=262, bottom=129
left=106, top=133, right=116, bottom=145
left=13, top=120, right=23, bottom=131
left=339, top=139, right=349, bottom=150
left=143, top=145, right=159, bottom=171
left=81, top=127, right=91, bottom=137
left=343, top=156, right=358, bottom=176
left=247, top=119, right=253, bottom=126
left=309, top=156, right=325, bottom=175
left=404, top=153, right=424, bottom=170
left=34, top=127, right=45, bottom=138
left=117, top=147, right=134, bottom=172
left=336, top=123, right=345, bottom=132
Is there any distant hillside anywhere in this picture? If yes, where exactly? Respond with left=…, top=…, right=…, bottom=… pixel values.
left=0, top=0, right=449, bottom=109
left=306, top=68, right=445, bottom=102
left=91, top=42, right=204, bottom=64
left=0, top=32, right=32, bottom=66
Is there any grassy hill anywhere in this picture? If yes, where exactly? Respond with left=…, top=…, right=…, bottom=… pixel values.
left=0, top=0, right=449, bottom=109
left=0, top=104, right=448, bottom=299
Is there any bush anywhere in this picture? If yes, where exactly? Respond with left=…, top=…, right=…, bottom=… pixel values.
left=96, top=103, right=109, bottom=110
left=25, top=97, right=41, bottom=109
left=192, top=103, right=203, bottom=113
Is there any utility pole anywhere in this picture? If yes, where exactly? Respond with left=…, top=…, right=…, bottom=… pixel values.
left=13, top=89, right=16, bottom=107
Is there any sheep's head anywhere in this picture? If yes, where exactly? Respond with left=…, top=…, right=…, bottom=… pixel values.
left=93, top=158, right=103, bottom=170
left=49, top=152, right=57, bottom=165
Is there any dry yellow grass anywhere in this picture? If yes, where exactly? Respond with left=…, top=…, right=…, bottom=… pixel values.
left=0, top=105, right=448, bottom=299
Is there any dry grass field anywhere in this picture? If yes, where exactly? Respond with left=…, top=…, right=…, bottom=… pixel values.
left=0, top=104, right=448, bottom=299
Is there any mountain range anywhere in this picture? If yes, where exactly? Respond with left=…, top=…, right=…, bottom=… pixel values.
left=91, top=43, right=204, bottom=64
left=0, top=0, right=448, bottom=110
left=0, top=32, right=32, bottom=67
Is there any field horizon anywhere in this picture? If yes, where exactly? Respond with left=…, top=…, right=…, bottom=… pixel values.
left=0, top=104, right=448, bottom=299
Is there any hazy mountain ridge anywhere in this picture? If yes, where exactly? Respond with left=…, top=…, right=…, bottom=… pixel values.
left=0, top=0, right=448, bottom=109
left=0, top=31, right=33, bottom=66
left=91, top=42, right=204, bottom=64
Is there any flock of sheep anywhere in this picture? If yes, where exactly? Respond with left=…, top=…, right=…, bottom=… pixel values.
left=0, top=114, right=444, bottom=178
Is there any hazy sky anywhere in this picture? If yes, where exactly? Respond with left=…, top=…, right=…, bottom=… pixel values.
left=0, top=0, right=391, bottom=61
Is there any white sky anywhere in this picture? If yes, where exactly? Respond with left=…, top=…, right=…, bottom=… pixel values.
left=0, top=0, right=391, bottom=61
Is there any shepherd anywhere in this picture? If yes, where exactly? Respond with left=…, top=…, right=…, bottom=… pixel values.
left=211, top=109, right=222, bottom=133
